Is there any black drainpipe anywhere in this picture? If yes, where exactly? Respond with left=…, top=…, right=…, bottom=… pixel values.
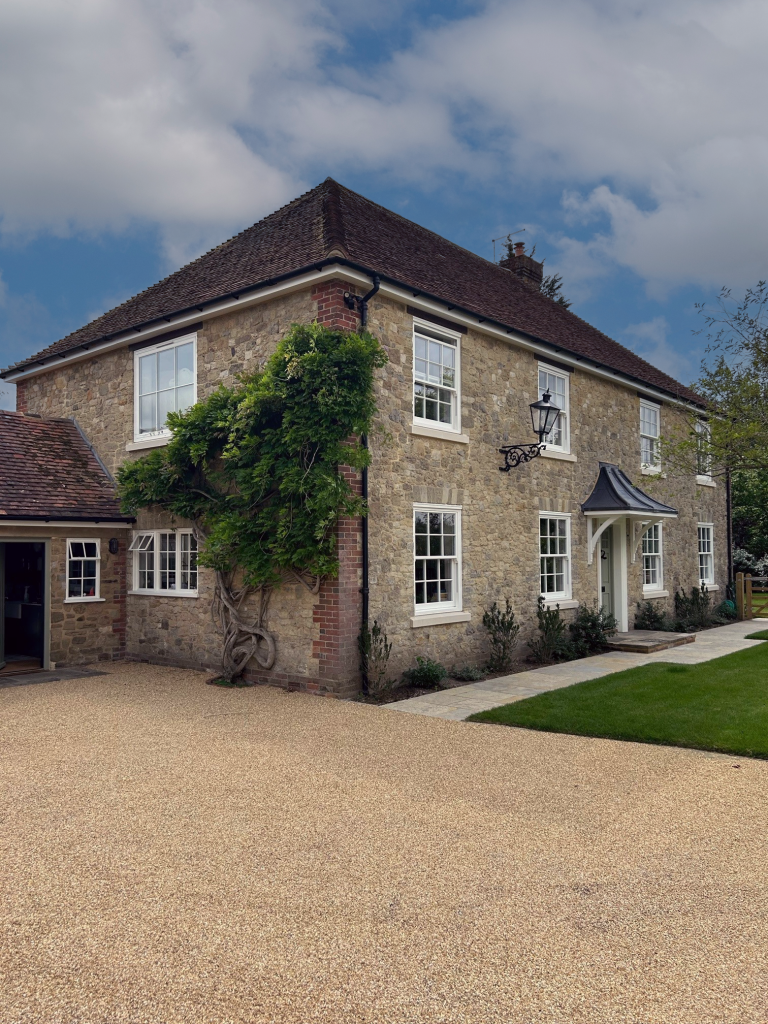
left=358, top=274, right=380, bottom=329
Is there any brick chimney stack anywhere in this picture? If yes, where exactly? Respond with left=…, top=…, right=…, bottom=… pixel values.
left=499, top=242, right=544, bottom=290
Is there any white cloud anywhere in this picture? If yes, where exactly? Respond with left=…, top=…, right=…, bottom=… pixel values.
left=0, top=0, right=767, bottom=291
left=622, top=316, right=695, bottom=382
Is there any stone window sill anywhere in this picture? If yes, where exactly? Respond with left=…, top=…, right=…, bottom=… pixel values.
left=64, top=597, right=105, bottom=604
left=641, top=466, right=666, bottom=477
left=642, top=589, right=669, bottom=599
left=696, top=475, right=716, bottom=487
left=126, top=435, right=171, bottom=452
left=410, top=424, right=469, bottom=444
left=128, top=590, right=199, bottom=599
left=410, top=610, right=471, bottom=628
left=542, top=598, right=578, bottom=610
left=540, top=449, right=576, bottom=462
left=702, top=583, right=719, bottom=591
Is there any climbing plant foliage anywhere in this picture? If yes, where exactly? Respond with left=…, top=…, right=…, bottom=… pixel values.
left=117, top=322, right=387, bottom=678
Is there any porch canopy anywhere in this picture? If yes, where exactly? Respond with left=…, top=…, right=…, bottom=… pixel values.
left=581, top=462, right=678, bottom=565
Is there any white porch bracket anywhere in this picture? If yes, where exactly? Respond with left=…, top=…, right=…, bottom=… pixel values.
left=631, top=518, right=663, bottom=563
left=586, top=515, right=619, bottom=565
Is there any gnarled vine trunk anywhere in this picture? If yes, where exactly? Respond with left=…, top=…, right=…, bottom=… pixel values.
left=212, top=572, right=276, bottom=682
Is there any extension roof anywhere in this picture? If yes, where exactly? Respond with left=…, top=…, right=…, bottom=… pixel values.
left=1, top=179, right=702, bottom=406
left=0, top=411, right=132, bottom=522
left=581, top=462, right=678, bottom=517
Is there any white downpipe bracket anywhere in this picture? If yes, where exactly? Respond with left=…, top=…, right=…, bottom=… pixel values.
left=587, top=515, right=619, bottom=565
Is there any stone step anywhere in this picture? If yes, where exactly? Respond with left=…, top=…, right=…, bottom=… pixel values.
left=606, top=630, right=696, bottom=654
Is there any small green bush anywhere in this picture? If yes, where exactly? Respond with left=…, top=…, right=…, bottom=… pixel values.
left=528, top=597, right=574, bottom=664
left=450, top=664, right=486, bottom=682
left=402, top=656, right=447, bottom=688
left=358, top=619, right=394, bottom=697
left=674, top=584, right=712, bottom=630
left=635, top=600, right=667, bottom=631
left=569, top=604, right=618, bottom=656
left=482, top=598, right=521, bottom=671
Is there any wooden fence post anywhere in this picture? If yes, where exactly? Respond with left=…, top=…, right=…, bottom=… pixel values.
left=735, top=572, right=745, bottom=620
left=746, top=575, right=753, bottom=620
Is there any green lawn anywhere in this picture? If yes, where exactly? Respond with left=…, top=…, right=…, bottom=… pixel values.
left=468, top=641, right=768, bottom=758
left=745, top=629, right=768, bottom=640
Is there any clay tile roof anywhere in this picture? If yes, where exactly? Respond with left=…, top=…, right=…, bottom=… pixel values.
left=1, top=178, right=702, bottom=406
left=0, top=411, right=132, bottom=522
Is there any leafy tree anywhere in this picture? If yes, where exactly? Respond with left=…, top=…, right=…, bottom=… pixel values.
left=117, top=322, right=387, bottom=682
left=732, top=470, right=768, bottom=557
left=541, top=273, right=572, bottom=309
left=662, top=283, right=768, bottom=478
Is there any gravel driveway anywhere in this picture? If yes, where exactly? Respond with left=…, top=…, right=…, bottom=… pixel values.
left=1, top=663, right=767, bottom=1023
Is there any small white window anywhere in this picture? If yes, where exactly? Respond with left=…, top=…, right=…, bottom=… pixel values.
left=134, top=334, right=196, bottom=441
left=538, top=365, right=570, bottom=452
left=642, top=524, right=663, bottom=591
left=540, top=515, right=571, bottom=601
left=695, top=420, right=713, bottom=480
left=640, top=400, right=661, bottom=471
left=413, top=505, right=462, bottom=613
left=698, top=524, right=714, bottom=586
left=412, top=320, right=461, bottom=433
left=130, top=530, right=198, bottom=596
left=66, top=540, right=100, bottom=601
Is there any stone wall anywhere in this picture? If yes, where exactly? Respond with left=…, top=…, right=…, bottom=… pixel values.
left=17, top=279, right=727, bottom=689
left=0, top=526, right=127, bottom=666
left=19, top=282, right=363, bottom=694
left=364, top=293, right=727, bottom=677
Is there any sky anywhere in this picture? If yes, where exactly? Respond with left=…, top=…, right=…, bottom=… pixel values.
left=2, top=0, right=767, bottom=409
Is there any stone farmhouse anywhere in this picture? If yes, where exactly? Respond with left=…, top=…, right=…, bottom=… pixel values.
left=0, top=180, right=726, bottom=692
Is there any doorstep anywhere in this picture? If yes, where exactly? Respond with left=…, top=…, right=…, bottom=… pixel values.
left=606, top=630, right=696, bottom=654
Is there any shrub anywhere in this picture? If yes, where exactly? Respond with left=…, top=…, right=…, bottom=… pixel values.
left=402, top=656, right=447, bottom=688
left=482, top=599, right=521, bottom=671
left=450, top=664, right=486, bottom=682
left=528, top=597, right=574, bottom=664
left=674, top=584, right=712, bottom=630
left=635, top=601, right=667, bottom=631
left=358, top=620, right=394, bottom=697
left=569, top=604, right=618, bottom=656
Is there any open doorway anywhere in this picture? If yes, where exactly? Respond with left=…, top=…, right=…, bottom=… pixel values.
left=0, top=541, right=46, bottom=675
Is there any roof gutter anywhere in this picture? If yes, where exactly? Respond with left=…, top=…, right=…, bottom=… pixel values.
left=1, top=257, right=706, bottom=411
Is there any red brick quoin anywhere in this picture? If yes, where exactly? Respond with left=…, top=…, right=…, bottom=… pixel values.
left=14, top=381, right=28, bottom=413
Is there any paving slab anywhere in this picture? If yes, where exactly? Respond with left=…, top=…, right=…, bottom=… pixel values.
left=386, top=619, right=767, bottom=720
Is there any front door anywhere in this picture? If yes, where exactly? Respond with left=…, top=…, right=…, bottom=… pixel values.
left=600, top=529, right=613, bottom=616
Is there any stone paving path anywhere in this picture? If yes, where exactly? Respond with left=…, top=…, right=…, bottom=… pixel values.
left=386, top=619, right=767, bottom=721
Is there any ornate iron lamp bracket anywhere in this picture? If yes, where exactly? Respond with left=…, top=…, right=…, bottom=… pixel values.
left=498, top=443, right=544, bottom=472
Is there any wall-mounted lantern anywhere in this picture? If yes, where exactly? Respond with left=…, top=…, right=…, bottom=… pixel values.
left=499, top=391, right=560, bottom=471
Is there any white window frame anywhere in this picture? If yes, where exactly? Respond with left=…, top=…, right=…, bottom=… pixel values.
left=412, top=318, right=462, bottom=435
left=640, top=399, right=661, bottom=473
left=133, top=333, right=197, bottom=443
left=129, top=529, right=199, bottom=597
left=412, top=504, right=463, bottom=615
left=64, top=538, right=103, bottom=603
left=698, top=523, right=715, bottom=586
left=642, top=523, right=664, bottom=592
left=538, top=363, right=570, bottom=454
left=695, top=420, right=713, bottom=483
left=539, top=513, right=572, bottom=603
